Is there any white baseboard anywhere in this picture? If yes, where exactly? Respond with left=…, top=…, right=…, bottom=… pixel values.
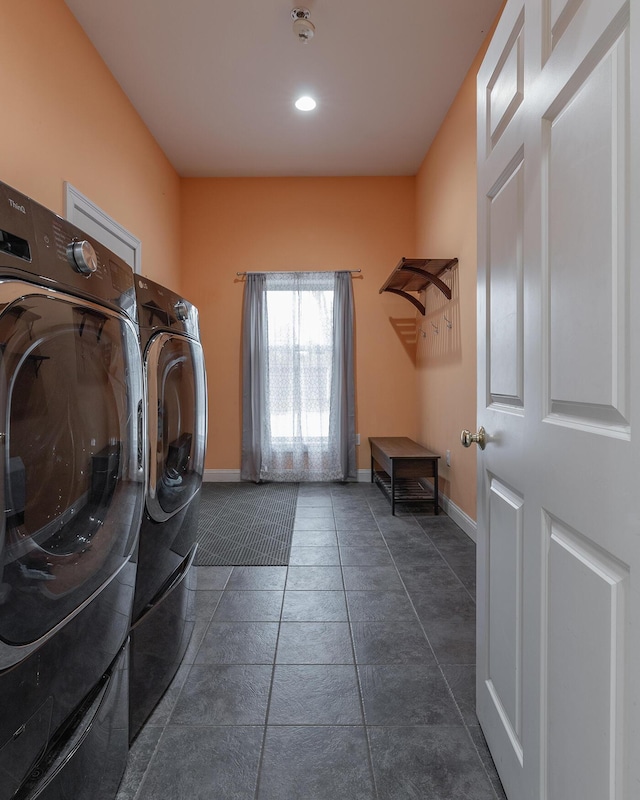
left=439, top=493, right=477, bottom=543
left=204, top=469, right=241, bottom=482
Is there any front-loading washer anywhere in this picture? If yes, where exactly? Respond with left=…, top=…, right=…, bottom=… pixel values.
left=129, top=276, right=206, bottom=740
left=0, top=181, right=145, bottom=798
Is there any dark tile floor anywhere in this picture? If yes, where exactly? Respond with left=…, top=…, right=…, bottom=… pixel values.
left=117, top=482, right=506, bottom=800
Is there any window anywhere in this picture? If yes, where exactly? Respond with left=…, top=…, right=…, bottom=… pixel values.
left=266, top=286, right=334, bottom=441
left=241, top=271, right=356, bottom=482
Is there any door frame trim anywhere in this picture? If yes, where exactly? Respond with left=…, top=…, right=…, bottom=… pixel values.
left=64, top=182, right=142, bottom=274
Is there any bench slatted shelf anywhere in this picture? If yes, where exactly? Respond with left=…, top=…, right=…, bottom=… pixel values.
left=369, top=437, right=440, bottom=516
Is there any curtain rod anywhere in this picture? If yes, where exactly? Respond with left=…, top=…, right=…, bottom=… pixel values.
left=236, top=269, right=361, bottom=276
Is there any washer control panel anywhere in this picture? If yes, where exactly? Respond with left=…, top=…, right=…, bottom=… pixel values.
left=0, top=179, right=136, bottom=312
left=67, top=240, right=98, bottom=275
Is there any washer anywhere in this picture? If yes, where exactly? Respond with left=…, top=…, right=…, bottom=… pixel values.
left=0, top=181, right=145, bottom=799
left=129, top=276, right=206, bottom=740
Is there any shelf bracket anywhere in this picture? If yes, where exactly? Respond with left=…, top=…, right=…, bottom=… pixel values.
left=384, top=288, right=426, bottom=315
left=379, top=257, right=457, bottom=315
left=398, top=265, right=452, bottom=301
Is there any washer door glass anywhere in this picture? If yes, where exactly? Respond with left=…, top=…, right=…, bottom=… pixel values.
left=147, top=334, right=206, bottom=521
left=0, top=288, right=144, bottom=646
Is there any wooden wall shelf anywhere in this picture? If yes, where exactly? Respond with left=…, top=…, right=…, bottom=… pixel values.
left=379, top=257, right=458, bottom=314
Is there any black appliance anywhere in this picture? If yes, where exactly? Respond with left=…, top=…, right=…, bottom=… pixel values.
left=129, top=277, right=206, bottom=740
left=0, top=180, right=145, bottom=799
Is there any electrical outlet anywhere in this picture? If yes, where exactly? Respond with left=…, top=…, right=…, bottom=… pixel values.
left=355, top=433, right=361, bottom=446
left=446, top=449, right=451, bottom=467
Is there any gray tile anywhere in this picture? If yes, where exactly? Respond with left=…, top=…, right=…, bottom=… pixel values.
left=333, top=500, right=371, bottom=516
left=337, top=529, right=387, bottom=546
left=375, top=515, right=422, bottom=534
left=182, top=616, right=211, bottom=664
left=276, top=622, right=354, bottom=664
left=286, top=566, right=343, bottom=590
left=333, top=517, right=379, bottom=532
left=424, top=620, right=476, bottom=664
left=397, top=562, right=464, bottom=595
left=369, top=726, right=497, bottom=800
left=145, top=664, right=191, bottom=727
left=125, top=483, right=484, bottom=799
left=282, top=590, right=348, bottom=622
left=333, top=512, right=376, bottom=523
left=333, top=508, right=376, bottom=520
left=442, top=665, right=478, bottom=726
left=195, top=566, right=233, bottom=590
left=289, top=545, right=341, bottom=565
left=367, top=496, right=391, bottom=510
left=411, top=586, right=476, bottom=625
left=413, top=508, right=449, bottom=522
left=195, top=589, right=222, bottom=619
left=213, top=590, right=283, bottom=621
left=447, top=558, right=477, bottom=593
left=135, top=726, right=262, bottom=800
left=116, top=726, right=163, bottom=800
left=258, top=727, right=375, bottom=800
left=294, top=506, right=336, bottom=519
left=359, top=665, right=461, bottom=725
left=434, top=540, right=477, bottom=559
left=381, top=526, right=436, bottom=546
left=269, top=665, right=363, bottom=725
left=294, top=517, right=336, bottom=531
left=291, top=530, right=338, bottom=546
left=296, top=496, right=333, bottom=507
left=351, top=619, right=435, bottom=665
left=423, top=520, right=475, bottom=547
left=390, top=504, right=422, bottom=516
left=468, top=725, right=508, bottom=800
left=346, top=590, right=417, bottom=621
left=195, top=621, right=279, bottom=664
left=227, top=566, right=287, bottom=590
left=386, top=542, right=442, bottom=566
left=342, top=566, right=404, bottom=591
left=340, top=546, right=394, bottom=567
left=170, top=664, right=271, bottom=725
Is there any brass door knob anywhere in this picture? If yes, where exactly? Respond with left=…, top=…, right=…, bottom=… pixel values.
left=461, top=427, right=486, bottom=450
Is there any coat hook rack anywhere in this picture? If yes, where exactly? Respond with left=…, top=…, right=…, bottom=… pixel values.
left=379, top=257, right=458, bottom=314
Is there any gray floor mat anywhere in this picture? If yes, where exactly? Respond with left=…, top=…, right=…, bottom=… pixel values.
left=195, top=482, right=299, bottom=566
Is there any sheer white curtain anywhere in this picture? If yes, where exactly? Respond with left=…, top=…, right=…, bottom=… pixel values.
left=241, top=271, right=356, bottom=482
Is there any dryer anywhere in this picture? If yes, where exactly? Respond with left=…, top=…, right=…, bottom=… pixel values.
left=0, top=181, right=145, bottom=798
left=129, top=277, right=206, bottom=740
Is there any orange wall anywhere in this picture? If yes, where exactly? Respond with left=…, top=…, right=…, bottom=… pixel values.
left=414, top=34, right=495, bottom=521
left=0, top=0, right=499, bottom=520
left=0, top=0, right=181, bottom=289
left=180, top=177, right=417, bottom=472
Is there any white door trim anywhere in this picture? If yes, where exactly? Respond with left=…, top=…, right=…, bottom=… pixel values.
left=64, top=182, right=142, bottom=273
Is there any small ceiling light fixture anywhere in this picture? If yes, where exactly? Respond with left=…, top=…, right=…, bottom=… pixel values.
left=291, top=7, right=315, bottom=43
left=295, top=95, right=317, bottom=111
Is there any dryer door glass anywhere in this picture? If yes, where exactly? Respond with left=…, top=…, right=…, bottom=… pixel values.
left=146, top=334, right=206, bottom=521
left=0, top=290, right=144, bottom=645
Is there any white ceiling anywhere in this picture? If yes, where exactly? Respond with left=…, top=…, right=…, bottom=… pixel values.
left=64, top=0, right=503, bottom=178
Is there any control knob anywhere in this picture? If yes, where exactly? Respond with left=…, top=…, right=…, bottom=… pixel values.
left=67, top=240, right=98, bottom=275
left=174, top=300, right=189, bottom=321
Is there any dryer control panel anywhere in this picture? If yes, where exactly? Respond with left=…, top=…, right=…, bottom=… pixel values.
left=0, top=180, right=136, bottom=320
left=135, top=276, right=200, bottom=340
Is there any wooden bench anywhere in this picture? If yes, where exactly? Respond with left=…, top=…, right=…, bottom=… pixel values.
left=369, top=437, right=440, bottom=516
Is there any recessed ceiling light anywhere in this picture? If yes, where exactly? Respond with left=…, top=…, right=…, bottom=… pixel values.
left=295, top=95, right=317, bottom=111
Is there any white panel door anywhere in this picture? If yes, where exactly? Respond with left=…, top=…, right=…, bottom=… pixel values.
left=475, top=1, right=640, bottom=798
